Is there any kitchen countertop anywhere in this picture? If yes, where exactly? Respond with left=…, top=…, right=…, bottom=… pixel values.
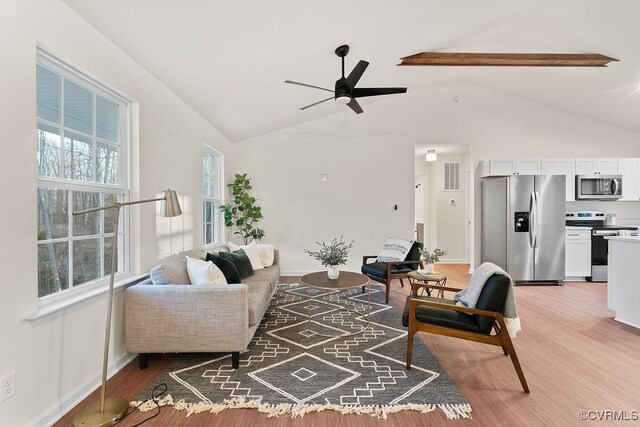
left=605, top=236, right=640, bottom=242
left=566, top=225, right=592, bottom=230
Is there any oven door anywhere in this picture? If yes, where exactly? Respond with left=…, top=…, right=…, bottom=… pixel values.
left=576, top=175, right=622, bottom=200
left=591, top=230, right=618, bottom=266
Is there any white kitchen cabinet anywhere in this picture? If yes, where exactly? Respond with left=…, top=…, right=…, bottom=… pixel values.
left=565, top=228, right=591, bottom=278
left=575, top=158, right=618, bottom=175
left=541, top=158, right=575, bottom=201
left=480, top=159, right=541, bottom=177
left=618, top=158, right=640, bottom=201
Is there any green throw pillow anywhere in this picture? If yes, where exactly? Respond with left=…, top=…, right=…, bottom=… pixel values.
left=206, top=252, right=242, bottom=284
left=218, top=249, right=254, bottom=280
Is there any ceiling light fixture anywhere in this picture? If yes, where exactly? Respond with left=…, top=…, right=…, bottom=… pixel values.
left=425, top=149, right=437, bottom=162
left=335, top=95, right=351, bottom=105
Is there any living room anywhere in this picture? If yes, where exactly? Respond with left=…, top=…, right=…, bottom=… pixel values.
left=2, top=1, right=640, bottom=426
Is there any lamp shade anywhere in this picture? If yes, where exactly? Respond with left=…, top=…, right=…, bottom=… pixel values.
left=162, top=189, right=182, bottom=217
left=425, top=149, right=437, bottom=162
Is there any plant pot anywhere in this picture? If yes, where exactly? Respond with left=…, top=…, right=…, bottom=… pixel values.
left=424, top=263, right=435, bottom=274
left=327, top=267, right=340, bottom=280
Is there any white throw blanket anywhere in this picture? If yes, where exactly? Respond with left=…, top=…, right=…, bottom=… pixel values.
left=454, top=262, right=521, bottom=337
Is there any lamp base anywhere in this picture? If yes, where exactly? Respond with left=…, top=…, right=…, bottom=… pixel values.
left=73, top=396, right=129, bottom=427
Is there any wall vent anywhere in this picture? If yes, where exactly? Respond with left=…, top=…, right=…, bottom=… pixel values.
left=444, top=162, right=461, bottom=191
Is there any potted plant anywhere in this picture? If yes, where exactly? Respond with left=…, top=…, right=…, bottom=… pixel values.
left=220, top=173, right=266, bottom=244
left=304, top=236, right=354, bottom=279
left=419, top=247, right=448, bottom=273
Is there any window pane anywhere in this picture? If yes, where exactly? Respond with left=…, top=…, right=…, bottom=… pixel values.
left=73, top=191, right=101, bottom=236
left=38, top=242, right=69, bottom=297
left=64, top=80, right=93, bottom=134
left=96, top=96, right=118, bottom=142
left=103, top=235, right=123, bottom=274
left=96, top=141, right=119, bottom=184
left=103, top=193, right=123, bottom=234
left=202, top=152, right=218, bottom=199
left=37, top=65, right=60, bottom=123
left=72, top=238, right=101, bottom=286
left=37, top=188, right=68, bottom=240
left=204, top=223, right=212, bottom=245
left=64, top=131, right=94, bottom=181
left=37, top=124, right=62, bottom=178
left=204, top=201, right=212, bottom=222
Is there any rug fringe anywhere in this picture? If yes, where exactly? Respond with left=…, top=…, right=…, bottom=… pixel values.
left=130, top=395, right=472, bottom=420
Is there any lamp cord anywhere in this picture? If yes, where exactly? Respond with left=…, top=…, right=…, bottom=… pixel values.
left=116, top=383, right=167, bottom=426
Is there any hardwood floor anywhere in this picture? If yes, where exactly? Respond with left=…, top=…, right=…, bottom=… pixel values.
left=55, top=266, right=640, bottom=426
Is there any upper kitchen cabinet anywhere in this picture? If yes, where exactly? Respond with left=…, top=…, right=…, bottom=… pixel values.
left=541, top=158, right=575, bottom=201
left=479, top=159, right=541, bottom=177
left=575, top=158, right=618, bottom=175
left=618, top=158, right=640, bottom=201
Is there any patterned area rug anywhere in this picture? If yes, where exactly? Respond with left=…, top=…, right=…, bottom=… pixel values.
left=133, top=284, right=471, bottom=420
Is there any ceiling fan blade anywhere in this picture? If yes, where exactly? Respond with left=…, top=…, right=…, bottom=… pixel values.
left=300, top=96, right=334, bottom=110
left=346, top=98, right=363, bottom=114
left=343, top=60, right=369, bottom=90
left=285, top=80, right=334, bottom=93
left=352, top=87, right=407, bottom=98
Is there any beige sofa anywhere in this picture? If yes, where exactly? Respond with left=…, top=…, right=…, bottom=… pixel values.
left=125, top=245, right=280, bottom=369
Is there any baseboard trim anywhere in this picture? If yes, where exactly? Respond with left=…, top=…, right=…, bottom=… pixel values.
left=27, top=352, right=136, bottom=427
left=438, top=259, right=467, bottom=264
left=280, top=271, right=315, bottom=277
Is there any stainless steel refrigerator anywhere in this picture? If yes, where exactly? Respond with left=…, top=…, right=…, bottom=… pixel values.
left=481, top=175, right=566, bottom=283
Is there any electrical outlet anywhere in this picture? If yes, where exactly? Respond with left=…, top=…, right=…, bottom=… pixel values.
left=0, top=371, right=15, bottom=402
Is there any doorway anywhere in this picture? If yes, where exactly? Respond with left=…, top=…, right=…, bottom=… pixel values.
left=414, top=144, right=471, bottom=263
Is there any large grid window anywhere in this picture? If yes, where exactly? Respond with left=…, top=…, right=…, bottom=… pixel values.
left=36, top=51, right=130, bottom=300
left=203, top=149, right=222, bottom=246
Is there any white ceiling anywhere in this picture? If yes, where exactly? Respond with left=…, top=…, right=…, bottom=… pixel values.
left=63, top=0, right=640, bottom=142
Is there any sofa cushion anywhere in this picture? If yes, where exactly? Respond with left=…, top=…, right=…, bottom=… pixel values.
left=206, top=253, right=242, bottom=284
left=243, top=267, right=279, bottom=293
left=219, top=249, right=254, bottom=280
left=229, top=241, right=264, bottom=271
left=186, top=257, right=227, bottom=285
left=150, top=259, right=190, bottom=285
left=256, top=244, right=275, bottom=267
left=247, top=283, right=271, bottom=327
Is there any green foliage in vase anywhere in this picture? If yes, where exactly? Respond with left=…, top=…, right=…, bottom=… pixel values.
left=220, top=173, right=265, bottom=244
left=304, top=236, right=355, bottom=267
left=419, top=247, right=448, bottom=264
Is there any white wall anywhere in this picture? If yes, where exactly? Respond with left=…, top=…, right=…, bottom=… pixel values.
left=235, top=82, right=640, bottom=274
left=0, top=1, right=232, bottom=425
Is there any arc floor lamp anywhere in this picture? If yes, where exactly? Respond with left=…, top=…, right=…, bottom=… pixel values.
left=72, top=189, right=182, bottom=427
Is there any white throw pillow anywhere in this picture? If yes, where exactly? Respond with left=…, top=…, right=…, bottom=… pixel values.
left=256, top=244, right=275, bottom=267
left=186, top=256, right=227, bottom=285
left=376, top=238, right=415, bottom=263
left=228, top=241, right=264, bottom=270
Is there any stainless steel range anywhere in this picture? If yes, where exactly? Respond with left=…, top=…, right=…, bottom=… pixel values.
left=566, top=211, right=639, bottom=282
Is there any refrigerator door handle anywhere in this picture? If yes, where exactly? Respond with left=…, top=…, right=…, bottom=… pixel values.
left=529, top=192, right=536, bottom=248
left=533, top=191, right=540, bottom=248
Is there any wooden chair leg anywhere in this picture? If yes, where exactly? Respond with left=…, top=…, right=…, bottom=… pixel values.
left=502, top=346, right=509, bottom=356
left=406, top=331, right=415, bottom=370
left=362, top=285, right=365, bottom=294
left=399, top=278, right=405, bottom=288
left=503, top=335, right=529, bottom=393
left=385, top=283, right=390, bottom=304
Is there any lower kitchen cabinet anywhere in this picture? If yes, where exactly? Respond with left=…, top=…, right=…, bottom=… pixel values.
left=565, top=229, right=591, bottom=278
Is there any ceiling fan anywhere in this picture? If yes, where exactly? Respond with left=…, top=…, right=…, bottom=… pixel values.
left=285, top=45, right=407, bottom=114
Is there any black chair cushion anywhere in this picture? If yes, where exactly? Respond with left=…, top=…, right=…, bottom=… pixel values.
left=403, top=241, right=423, bottom=270
left=402, top=295, right=480, bottom=333
left=361, top=262, right=413, bottom=280
left=474, top=273, right=511, bottom=334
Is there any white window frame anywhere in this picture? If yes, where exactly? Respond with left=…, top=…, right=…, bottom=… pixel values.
left=36, top=49, right=132, bottom=307
left=202, top=146, right=224, bottom=247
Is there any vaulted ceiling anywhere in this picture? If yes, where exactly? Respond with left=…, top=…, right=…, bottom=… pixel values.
left=63, top=0, right=640, bottom=142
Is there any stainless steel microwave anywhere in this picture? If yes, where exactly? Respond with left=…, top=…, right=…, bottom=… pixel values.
left=576, top=175, right=622, bottom=200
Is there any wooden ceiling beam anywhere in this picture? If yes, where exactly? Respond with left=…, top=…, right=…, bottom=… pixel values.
left=397, top=52, right=618, bottom=67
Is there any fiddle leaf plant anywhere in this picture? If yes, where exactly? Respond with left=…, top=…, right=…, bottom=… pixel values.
left=220, top=173, right=265, bottom=244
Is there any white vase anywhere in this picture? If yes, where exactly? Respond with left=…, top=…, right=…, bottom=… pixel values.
left=424, top=263, right=435, bottom=274
left=327, top=267, right=340, bottom=280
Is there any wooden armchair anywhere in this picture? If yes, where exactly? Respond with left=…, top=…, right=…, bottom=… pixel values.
left=361, top=241, right=424, bottom=303
left=403, top=275, right=529, bottom=393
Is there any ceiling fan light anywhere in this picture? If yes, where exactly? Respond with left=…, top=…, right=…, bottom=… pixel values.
left=426, top=150, right=437, bottom=162
left=336, top=95, right=351, bottom=105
